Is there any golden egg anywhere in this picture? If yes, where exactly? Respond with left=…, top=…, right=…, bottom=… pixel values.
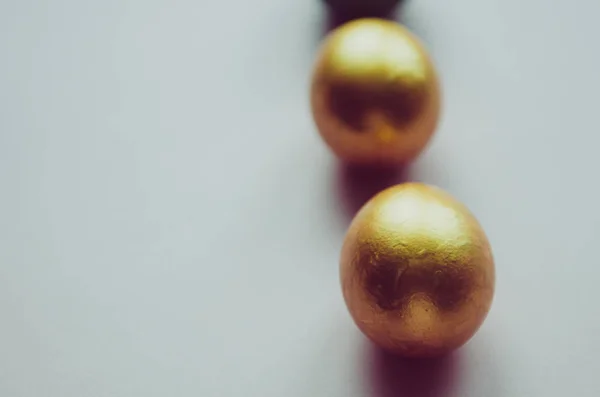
left=340, top=183, right=495, bottom=357
left=311, top=19, right=441, bottom=166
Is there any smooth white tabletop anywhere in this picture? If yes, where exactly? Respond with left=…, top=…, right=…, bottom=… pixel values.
left=1, top=0, right=599, bottom=396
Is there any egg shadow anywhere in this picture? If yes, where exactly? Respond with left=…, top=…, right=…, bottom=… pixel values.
left=370, top=344, right=461, bottom=397
left=335, top=162, right=412, bottom=223
left=319, top=0, right=407, bottom=37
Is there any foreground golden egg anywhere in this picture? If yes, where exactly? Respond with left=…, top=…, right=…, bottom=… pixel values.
left=311, top=19, right=441, bottom=165
left=340, top=183, right=495, bottom=357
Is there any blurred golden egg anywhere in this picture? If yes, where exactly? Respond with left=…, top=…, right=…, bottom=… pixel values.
left=311, top=19, right=441, bottom=165
left=340, top=183, right=495, bottom=357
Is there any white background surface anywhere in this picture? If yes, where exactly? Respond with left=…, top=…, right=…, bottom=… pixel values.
left=1, top=0, right=600, bottom=395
